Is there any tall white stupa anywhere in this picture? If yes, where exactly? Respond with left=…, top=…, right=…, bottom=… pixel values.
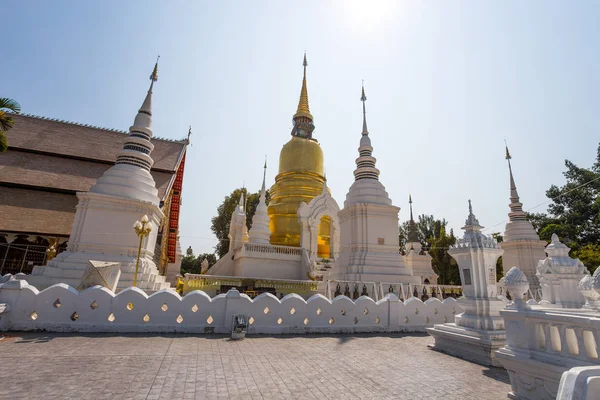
left=499, top=146, right=547, bottom=291
left=336, top=85, right=417, bottom=284
left=29, top=61, right=170, bottom=292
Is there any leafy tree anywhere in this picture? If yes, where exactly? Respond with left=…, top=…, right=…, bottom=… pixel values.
left=180, top=247, right=217, bottom=275
left=399, top=215, right=459, bottom=284
left=527, top=143, right=600, bottom=272
left=0, top=97, right=21, bottom=152
left=398, top=214, right=448, bottom=251
left=211, top=187, right=270, bottom=259
left=429, top=227, right=459, bottom=285
left=491, top=232, right=504, bottom=281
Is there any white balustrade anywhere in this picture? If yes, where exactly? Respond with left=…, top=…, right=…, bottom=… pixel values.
left=499, top=302, right=600, bottom=399
left=242, top=243, right=302, bottom=256
left=0, top=277, right=463, bottom=334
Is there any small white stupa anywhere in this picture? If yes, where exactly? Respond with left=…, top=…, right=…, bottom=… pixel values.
left=428, top=200, right=506, bottom=367
left=403, top=195, right=437, bottom=284
left=29, top=60, right=170, bottom=292
left=499, top=145, right=547, bottom=291
left=228, top=192, right=249, bottom=253
left=248, top=160, right=271, bottom=245
left=336, top=85, right=417, bottom=284
left=536, top=234, right=589, bottom=308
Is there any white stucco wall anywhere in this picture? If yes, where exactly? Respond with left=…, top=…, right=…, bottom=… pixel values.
left=0, top=278, right=463, bottom=334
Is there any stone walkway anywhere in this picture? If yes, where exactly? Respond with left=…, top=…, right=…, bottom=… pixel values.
left=0, top=332, right=510, bottom=399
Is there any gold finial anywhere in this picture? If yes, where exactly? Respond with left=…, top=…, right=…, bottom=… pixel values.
left=150, top=55, right=160, bottom=82
left=294, top=52, right=313, bottom=120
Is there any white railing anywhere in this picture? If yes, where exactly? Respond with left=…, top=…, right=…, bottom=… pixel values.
left=498, top=307, right=600, bottom=399
left=242, top=243, right=302, bottom=256
left=0, top=278, right=463, bottom=334
left=326, top=281, right=463, bottom=302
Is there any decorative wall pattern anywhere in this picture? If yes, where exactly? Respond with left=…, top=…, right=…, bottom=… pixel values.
left=0, top=277, right=463, bottom=334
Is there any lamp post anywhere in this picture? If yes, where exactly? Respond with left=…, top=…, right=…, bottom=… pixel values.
left=133, top=214, right=152, bottom=287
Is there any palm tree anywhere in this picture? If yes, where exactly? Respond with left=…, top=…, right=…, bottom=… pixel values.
left=0, top=97, right=21, bottom=152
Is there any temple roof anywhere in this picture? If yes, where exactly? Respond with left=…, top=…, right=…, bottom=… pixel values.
left=0, top=113, right=187, bottom=236
left=5, top=114, right=185, bottom=172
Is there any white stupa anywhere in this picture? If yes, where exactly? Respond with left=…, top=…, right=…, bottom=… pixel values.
left=403, top=195, right=438, bottom=284
left=29, top=61, right=170, bottom=292
left=499, top=145, right=547, bottom=291
left=248, top=160, right=271, bottom=245
left=336, top=85, right=417, bottom=284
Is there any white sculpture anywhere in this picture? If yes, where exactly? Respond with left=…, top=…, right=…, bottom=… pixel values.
left=577, top=268, right=600, bottom=310
left=503, top=266, right=530, bottom=310
left=536, top=234, right=589, bottom=308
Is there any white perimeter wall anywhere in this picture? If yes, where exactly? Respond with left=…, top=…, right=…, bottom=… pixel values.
left=0, top=279, right=463, bottom=334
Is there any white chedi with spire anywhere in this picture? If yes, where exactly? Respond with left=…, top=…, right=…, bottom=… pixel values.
left=90, top=61, right=161, bottom=205
left=249, top=160, right=271, bottom=244
left=29, top=60, right=169, bottom=292
left=403, top=195, right=437, bottom=284
left=337, top=85, right=417, bottom=284
left=499, top=145, right=547, bottom=291
left=344, top=85, right=392, bottom=207
left=536, top=234, right=589, bottom=308
left=228, top=191, right=249, bottom=252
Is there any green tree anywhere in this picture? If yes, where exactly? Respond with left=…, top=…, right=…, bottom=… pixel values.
left=399, top=214, right=448, bottom=251
left=491, top=232, right=504, bottom=281
left=526, top=143, right=600, bottom=272
left=429, top=227, right=459, bottom=285
left=180, top=247, right=217, bottom=275
left=211, top=187, right=270, bottom=259
left=399, top=215, right=459, bottom=284
left=0, top=97, right=21, bottom=152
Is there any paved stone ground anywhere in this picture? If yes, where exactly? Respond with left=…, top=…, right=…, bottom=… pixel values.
left=0, top=332, right=511, bottom=400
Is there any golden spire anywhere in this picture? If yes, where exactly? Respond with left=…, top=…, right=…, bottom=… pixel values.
left=293, top=52, right=313, bottom=120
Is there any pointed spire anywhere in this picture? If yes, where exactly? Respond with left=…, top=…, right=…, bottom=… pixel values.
left=407, top=194, right=419, bottom=243
left=260, top=156, right=267, bottom=197
left=353, top=83, right=379, bottom=181
left=238, top=191, right=245, bottom=213
left=139, top=56, right=159, bottom=116
left=361, top=82, right=368, bottom=135
left=504, top=143, right=527, bottom=222
left=248, top=160, right=271, bottom=244
left=463, top=199, right=483, bottom=232
left=291, top=52, right=315, bottom=139
left=115, top=59, right=159, bottom=171
left=90, top=61, right=160, bottom=204
left=294, top=52, right=312, bottom=120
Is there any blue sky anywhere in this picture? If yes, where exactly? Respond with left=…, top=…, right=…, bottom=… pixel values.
left=4, top=1, right=599, bottom=254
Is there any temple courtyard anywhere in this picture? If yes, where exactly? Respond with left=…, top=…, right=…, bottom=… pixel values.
left=0, top=332, right=510, bottom=400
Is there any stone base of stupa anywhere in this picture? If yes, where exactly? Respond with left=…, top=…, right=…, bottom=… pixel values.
left=427, top=323, right=506, bottom=367
left=28, top=250, right=170, bottom=293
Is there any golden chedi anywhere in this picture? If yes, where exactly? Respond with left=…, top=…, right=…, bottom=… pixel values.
left=268, top=54, right=331, bottom=258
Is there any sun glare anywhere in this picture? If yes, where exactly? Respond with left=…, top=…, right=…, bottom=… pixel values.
left=340, top=0, right=418, bottom=33
left=343, top=0, right=397, bottom=27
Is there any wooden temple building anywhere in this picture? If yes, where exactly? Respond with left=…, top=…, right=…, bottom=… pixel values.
left=0, top=114, right=188, bottom=276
